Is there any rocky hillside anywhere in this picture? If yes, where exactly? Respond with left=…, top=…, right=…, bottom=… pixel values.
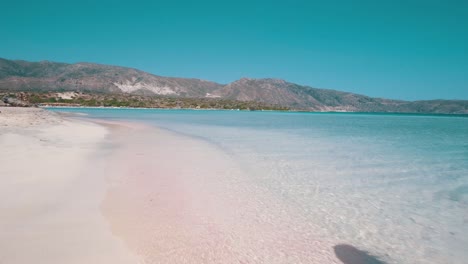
left=1, top=58, right=467, bottom=114
left=0, top=58, right=222, bottom=97
left=211, top=78, right=396, bottom=111
left=211, top=78, right=468, bottom=113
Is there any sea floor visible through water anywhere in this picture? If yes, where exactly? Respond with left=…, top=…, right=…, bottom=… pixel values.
left=51, top=108, right=468, bottom=264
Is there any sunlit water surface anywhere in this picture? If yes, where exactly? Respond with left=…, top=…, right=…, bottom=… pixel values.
left=50, top=108, right=468, bottom=263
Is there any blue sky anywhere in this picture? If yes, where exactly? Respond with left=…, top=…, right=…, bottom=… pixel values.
left=1, top=0, right=467, bottom=100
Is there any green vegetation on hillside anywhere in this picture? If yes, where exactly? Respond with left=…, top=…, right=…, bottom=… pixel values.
left=0, top=91, right=289, bottom=111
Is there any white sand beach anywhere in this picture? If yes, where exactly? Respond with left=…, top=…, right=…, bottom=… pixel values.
left=0, top=107, right=344, bottom=263
left=0, top=107, right=140, bottom=264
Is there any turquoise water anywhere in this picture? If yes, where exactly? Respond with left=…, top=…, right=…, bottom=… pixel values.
left=50, top=108, right=468, bottom=263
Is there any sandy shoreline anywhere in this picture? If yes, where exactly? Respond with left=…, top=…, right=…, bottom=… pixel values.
left=99, top=117, right=342, bottom=263
left=0, top=107, right=140, bottom=264
left=1, top=107, right=347, bottom=264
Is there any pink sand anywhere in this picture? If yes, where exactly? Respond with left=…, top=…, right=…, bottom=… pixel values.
left=100, top=121, right=343, bottom=263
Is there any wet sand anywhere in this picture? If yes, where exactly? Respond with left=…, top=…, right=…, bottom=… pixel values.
left=100, top=120, right=343, bottom=263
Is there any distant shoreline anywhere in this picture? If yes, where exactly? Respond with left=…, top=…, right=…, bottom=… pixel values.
left=43, top=105, right=468, bottom=118
left=2, top=89, right=468, bottom=114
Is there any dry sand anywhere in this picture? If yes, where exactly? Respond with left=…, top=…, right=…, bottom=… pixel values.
left=0, top=107, right=140, bottom=264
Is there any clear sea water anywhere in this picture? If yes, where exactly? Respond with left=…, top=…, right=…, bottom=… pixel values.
left=50, top=108, right=468, bottom=263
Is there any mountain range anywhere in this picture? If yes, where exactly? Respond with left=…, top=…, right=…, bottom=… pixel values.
left=1, top=58, right=467, bottom=114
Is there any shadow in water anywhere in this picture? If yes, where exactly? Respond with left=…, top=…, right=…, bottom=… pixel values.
left=334, top=244, right=387, bottom=264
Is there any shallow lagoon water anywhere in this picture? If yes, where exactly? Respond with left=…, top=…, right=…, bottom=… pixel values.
left=50, top=108, right=468, bottom=263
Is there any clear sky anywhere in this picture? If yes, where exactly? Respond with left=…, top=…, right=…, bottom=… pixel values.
left=1, top=0, right=467, bottom=100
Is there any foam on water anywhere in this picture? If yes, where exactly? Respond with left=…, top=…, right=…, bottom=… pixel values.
left=51, top=108, right=468, bottom=263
